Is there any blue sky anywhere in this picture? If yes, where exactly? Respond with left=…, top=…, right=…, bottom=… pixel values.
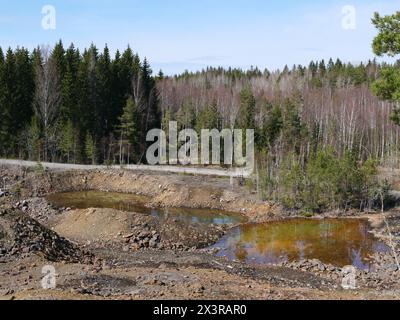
left=0, top=0, right=399, bottom=75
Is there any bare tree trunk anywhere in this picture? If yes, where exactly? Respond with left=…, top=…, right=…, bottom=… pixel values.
left=119, top=130, right=123, bottom=165
left=34, top=46, right=61, bottom=162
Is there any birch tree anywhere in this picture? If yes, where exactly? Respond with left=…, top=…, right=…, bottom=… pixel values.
left=34, top=46, right=61, bottom=161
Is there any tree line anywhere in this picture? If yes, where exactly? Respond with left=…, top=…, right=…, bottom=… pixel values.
left=157, top=58, right=398, bottom=212
left=2, top=10, right=400, bottom=213
left=0, top=43, right=395, bottom=212
left=0, top=41, right=160, bottom=164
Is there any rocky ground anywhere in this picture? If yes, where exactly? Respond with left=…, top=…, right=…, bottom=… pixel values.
left=1, top=164, right=400, bottom=300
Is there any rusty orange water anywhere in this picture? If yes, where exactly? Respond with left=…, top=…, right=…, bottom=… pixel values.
left=211, top=218, right=390, bottom=269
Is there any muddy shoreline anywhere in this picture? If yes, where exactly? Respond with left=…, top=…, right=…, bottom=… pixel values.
left=1, top=164, right=399, bottom=300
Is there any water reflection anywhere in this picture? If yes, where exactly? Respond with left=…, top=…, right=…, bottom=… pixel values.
left=211, top=219, right=390, bottom=269
left=46, top=191, right=244, bottom=225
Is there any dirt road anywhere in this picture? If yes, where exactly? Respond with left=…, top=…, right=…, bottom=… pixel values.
left=0, top=159, right=251, bottom=177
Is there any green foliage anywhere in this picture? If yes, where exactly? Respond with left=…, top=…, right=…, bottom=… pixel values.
left=372, top=67, right=400, bottom=102
left=195, top=102, right=221, bottom=132
left=372, top=12, right=400, bottom=57
left=34, top=161, right=45, bottom=175
left=0, top=42, right=161, bottom=164
left=372, top=11, right=400, bottom=125
left=281, top=158, right=304, bottom=209
left=119, top=96, right=139, bottom=144
left=258, top=103, right=283, bottom=149
left=118, top=96, right=139, bottom=163
left=28, top=116, right=42, bottom=161
left=280, top=149, right=378, bottom=212
left=282, top=99, right=308, bottom=151
left=85, top=132, right=96, bottom=164
left=177, top=101, right=195, bottom=130
left=59, top=119, right=75, bottom=163
left=162, top=109, right=172, bottom=133
left=237, top=88, right=256, bottom=129
left=0, top=47, right=6, bottom=153
left=0, top=48, right=17, bottom=155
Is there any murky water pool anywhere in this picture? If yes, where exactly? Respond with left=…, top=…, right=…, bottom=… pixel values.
left=47, top=192, right=389, bottom=268
left=46, top=191, right=245, bottom=225
left=210, top=218, right=390, bottom=269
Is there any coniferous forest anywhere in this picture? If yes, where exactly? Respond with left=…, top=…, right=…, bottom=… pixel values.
left=0, top=42, right=160, bottom=165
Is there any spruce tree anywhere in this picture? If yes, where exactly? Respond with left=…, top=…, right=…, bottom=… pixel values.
left=85, top=132, right=96, bottom=164
left=195, top=102, right=221, bottom=133
left=60, top=43, right=80, bottom=122
left=60, top=119, right=75, bottom=163
left=97, top=45, right=113, bottom=136
left=77, top=45, right=99, bottom=148
left=51, top=40, right=66, bottom=78
left=0, top=47, right=5, bottom=154
left=14, top=47, right=35, bottom=141
left=1, top=48, right=17, bottom=155
left=238, top=88, right=256, bottom=129
left=118, top=96, right=138, bottom=163
left=28, top=115, right=42, bottom=161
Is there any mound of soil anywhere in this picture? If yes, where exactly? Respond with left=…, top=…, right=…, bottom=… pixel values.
left=52, top=208, right=226, bottom=250
left=0, top=209, right=93, bottom=264
left=53, top=208, right=151, bottom=243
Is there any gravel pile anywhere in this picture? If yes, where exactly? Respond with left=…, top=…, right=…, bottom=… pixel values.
left=0, top=209, right=93, bottom=264
left=123, top=223, right=162, bottom=251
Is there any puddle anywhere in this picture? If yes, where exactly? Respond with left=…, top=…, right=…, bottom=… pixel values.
left=210, top=218, right=390, bottom=269
left=46, top=191, right=245, bottom=225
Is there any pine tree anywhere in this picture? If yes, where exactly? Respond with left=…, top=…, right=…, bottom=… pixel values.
left=327, top=58, right=335, bottom=71
left=177, top=101, right=195, bottom=130
left=60, top=44, right=80, bottom=122
left=371, top=11, right=400, bottom=125
left=51, top=40, right=66, bottom=79
left=238, top=88, right=256, bottom=129
left=261, top=103, right=283, bottom=149
left=14, top=47, right=35, bottom=144
left=77, top=45, right=99, bottom=145
left=0, top=47, right=3, bottom=66
left=121, top=46, right=135, bottom=98
left=131, top=57, right=161, bottom=161
left=85, top=132, right=96, bottom=164
left=110, top=49, right=125, bottom=130
left=60, top=119, right=75, bottom=163
left=97, top=45, right=113, bottom=136
left=319, top=60, right=326, bottom=76
left=118, top=96, right=138, bottom=164
left=28, top=115, right=42, bottom=161
left=157, top=70, right=164, bottom=81
left=195, top=102, right=221, bottom=133
left=0, top=47, right=5, bottom=154
left=0, top=48, right=17, bottom=156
